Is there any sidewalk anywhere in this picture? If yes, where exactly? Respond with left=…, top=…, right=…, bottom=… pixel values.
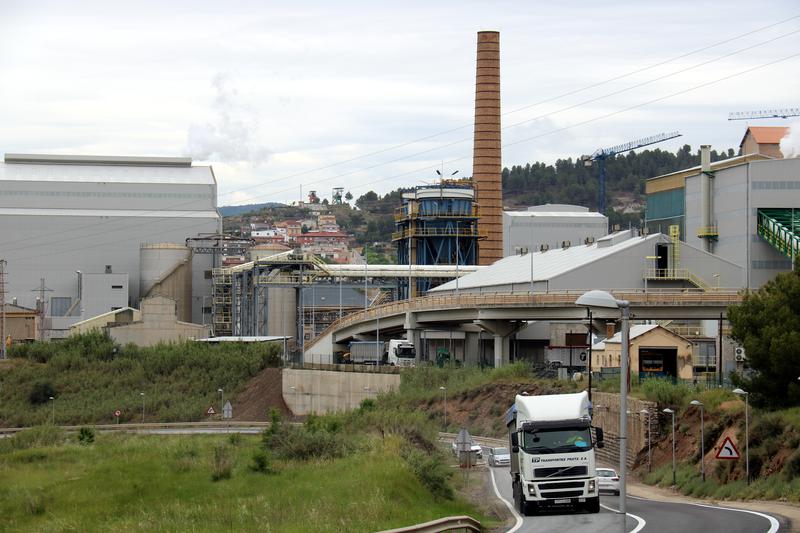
left=626, top=478, right=799, bottom=532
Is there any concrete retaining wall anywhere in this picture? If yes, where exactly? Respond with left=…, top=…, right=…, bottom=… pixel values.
left=283, top=368, right=400, bottom=415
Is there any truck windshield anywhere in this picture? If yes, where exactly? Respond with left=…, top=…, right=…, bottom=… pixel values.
left=396, top=347, right=415, bottom=357
left=521, top=427, right=592, bottom=454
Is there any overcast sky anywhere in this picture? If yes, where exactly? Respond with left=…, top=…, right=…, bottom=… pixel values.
left=1, top=1, right=798, bottom=206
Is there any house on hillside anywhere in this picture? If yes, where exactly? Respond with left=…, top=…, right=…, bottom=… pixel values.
left=592, top=324, right=694, bottom=381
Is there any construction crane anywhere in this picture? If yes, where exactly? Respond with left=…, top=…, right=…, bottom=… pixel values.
left=582, top=131, right=682, bottom=216
left=728, top=108, right=800, bottom=121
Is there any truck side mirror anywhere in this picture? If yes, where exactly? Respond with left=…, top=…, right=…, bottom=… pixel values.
left=595, top=427, right=604, bottom=448
left=511, top=432, right=519, bottom=453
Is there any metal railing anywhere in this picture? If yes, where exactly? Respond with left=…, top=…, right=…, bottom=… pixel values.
left=644, top=268, right=711, bottom=291
left=304, top=289, right=743, bottom=352
left=376, top=515, right=481, bottom=533
left=391, top=228, right=487, bottom=241
left=394, top=206, right=481, bottom=222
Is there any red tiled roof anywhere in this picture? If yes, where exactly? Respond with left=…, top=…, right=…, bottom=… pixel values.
left=740, top=126, right=789, bottom=147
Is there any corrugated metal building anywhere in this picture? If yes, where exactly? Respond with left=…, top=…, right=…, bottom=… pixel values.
left=502, top=204, right=608, bottom=257
left=0, top=154, right=221, bottom=337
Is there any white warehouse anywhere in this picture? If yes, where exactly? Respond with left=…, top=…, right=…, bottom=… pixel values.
left=0, top=154, right=221, bottom=338
left=502, top=204, right=608, bottom=257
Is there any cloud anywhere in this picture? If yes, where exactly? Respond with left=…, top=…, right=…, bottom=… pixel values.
left=780, top=120, right=800, bottom=158
left=184, top=73, right=271, bottom=164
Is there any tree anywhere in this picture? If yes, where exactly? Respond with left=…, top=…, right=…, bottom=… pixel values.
left=345, top=191, right=353, bottom=201
left=728, top=268, right=800, bottom=408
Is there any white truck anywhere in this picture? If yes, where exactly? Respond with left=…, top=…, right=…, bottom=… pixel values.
left=387, top=339, right=416, bottom=367
left=506, top=391, right=603, bottom=515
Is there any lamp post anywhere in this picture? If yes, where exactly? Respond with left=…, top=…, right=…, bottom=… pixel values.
left=140, top=392, right=145, bottom=423
left=49, top=396, right=55, bottom=425
left=640, top=409, right=651, bottom=472
left=733, top=388, right=750, bottom=484
left=455, top=221, right=460, bottom=299
left=218, top=388, right=224, bottom=414
left=644, top=255, right=660, bottom=293
left=663, top=408, right=676, bottom=486
left=575, top=290, right=629, bottom=531
left=690, top=400, right=705, bottom=481
left=439, top=386, right=447, bottom=431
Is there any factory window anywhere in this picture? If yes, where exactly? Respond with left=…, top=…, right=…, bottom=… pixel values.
left=50, top=297, right=71, bottom=317
left=111, top=284, right=123, bottom=289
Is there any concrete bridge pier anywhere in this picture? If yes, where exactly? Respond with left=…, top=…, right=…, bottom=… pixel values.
left=404, top=312, right=423, bottom=364
left=474, top=319, right=524, bottom=367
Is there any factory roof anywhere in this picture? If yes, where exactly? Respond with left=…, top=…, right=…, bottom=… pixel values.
left=505, top=210, right=606, bottom=218
left=0, top=208, right=219, bottom=218
left=645, top=153, right=769, bottom=194
left=195, top=336, right=290, bottom=343
left=740, top=126, right=789, bottom=147
left=431, top=230, right=657, bottom=291
left=1, top=154, right=215, bottom=185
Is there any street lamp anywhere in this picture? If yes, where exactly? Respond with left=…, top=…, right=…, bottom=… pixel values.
left=140, top=392, right=145, bottom=423
left=690, top=400, right=705, bottom=481
left=439, top=386, right=447, bottom=431
left=218, top=388, right=224, bottom=414
left=733, top=388, right=750, bottom=484
left=640, top=409, right=651, bottom=472
left=575, top=290, right=629, bottom=529
left=49, top=396, right=55, bottom=425
left=663, top=408, right=676, bottom=486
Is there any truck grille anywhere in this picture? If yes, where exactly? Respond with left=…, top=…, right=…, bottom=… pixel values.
left=540, top=490, right=584, bottom=499
left=537, top=481, right=585, bottom=490
left=534, top=466, right=587, bottom=478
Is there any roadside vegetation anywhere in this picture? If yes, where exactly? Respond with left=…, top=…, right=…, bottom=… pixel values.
left=0, top=332, right=281, bottom=427
left=0, top=404, right=486, bottom=531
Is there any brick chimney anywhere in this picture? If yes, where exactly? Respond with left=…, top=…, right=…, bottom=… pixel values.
left=473, top=31, right=502, bottom=266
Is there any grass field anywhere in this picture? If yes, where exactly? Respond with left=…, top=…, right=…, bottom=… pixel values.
left=0, top=430, right=484, bottom=532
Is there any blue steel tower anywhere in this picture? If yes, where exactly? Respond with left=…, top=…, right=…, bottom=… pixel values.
left=394, top=179, right=483, bottom=299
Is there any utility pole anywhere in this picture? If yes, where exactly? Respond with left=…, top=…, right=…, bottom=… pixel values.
left=0, top=259, right=7, bottom=359
left=31, top=278, right=53, bottom=342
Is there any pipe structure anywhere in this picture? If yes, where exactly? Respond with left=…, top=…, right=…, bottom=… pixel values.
left=473, top=31, right=502, bottom=265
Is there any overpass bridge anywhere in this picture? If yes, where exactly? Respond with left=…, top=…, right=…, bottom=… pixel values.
left=303, top=289, right=744, bottom=366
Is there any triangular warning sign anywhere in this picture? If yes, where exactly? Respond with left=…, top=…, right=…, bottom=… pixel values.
left=206, top=405, right=216, bottom=416
left=715, top=436, right=740, bottom=460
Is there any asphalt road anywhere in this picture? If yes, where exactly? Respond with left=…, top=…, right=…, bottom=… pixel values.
left=488, top=466, right=784, bottom=533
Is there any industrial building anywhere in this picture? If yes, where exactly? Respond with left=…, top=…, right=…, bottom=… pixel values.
left=0, top=154, right=221, bottom=338
left=394, top=180, right=483, bottom=298
left=645, top=145, right=800, bottom=288
left=739, top=126, right=789, bottom=159
left=502, top=204, right=608, bottom=257
left=591, top=324, right=694, bottom=381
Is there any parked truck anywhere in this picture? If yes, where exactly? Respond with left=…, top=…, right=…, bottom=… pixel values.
left=387, top=339, right=416, bottom=367
left=505, top=390, right=603, bottom=515
left=344, top=341, right=385, bottom=365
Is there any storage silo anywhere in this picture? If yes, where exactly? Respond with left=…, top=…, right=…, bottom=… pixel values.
left=139, top=243, right=192, bottom=322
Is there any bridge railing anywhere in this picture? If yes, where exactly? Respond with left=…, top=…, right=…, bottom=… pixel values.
left=304, top=289, right=744, bottom=352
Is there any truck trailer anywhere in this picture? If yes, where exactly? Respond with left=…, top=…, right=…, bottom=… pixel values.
left=506, top=390, right=603, bottom=515
left=345, top=341, right=386, bottom=365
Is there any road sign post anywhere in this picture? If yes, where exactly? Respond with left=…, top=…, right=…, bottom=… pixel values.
left=715, top=436, right=741, bottom=460
left=206, top=405, right=216, bottom=417
left=114, top=409, right=121, bottom=424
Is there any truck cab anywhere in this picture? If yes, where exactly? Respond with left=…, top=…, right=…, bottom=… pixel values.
left=387, top=339, right=416, bottom=367
left=506, top=391, right=602, bottom=515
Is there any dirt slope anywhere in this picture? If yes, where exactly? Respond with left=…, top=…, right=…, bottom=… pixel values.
left=232, top=367, right=293, bottom=421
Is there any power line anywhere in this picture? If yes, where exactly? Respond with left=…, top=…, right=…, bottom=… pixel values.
left=2, top=14, right=798, bottom=251
left=7, top=50, right=798, bottom=262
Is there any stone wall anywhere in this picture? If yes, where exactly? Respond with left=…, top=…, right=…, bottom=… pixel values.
left=592, top=391, right=659, bottom=467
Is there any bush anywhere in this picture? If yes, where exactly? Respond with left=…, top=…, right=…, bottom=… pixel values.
left=403, top=448, right=453, bottom=500
left=210, top=443, right=234, bottom=481
left=249, top=450, right=274, bottom=474
left=28, top=381, right=55, bottom=405
left=227, top=433, right=242, bottom=446
left=783, top=448, right=800, bottom=480
left=78, top=427, right=95, bottom=445
left=640, top=378, right=689, bottom=406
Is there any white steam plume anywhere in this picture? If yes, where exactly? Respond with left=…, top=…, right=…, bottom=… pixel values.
left=780, top=120, right=800, bottom=158
left=185, top=73, right=271, bottom=164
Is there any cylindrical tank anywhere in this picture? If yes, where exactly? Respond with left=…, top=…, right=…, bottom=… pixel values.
left=139, top=243, right=192, bottom=321
left=250, top=243, right=291, bottom=261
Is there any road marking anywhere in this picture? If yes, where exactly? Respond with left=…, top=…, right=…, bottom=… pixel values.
left=629, top=495, right=780, bottom=532
left=488, top=467, right=524, bottom=533
left=599, top=503, right=646, bottom=533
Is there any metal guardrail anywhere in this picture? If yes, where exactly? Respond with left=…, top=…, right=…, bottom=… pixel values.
left=0, top=421, right=274, bottom=436
left=376, top=515, right=481, bottom=533
left=305, top=289, right=743, bottom=351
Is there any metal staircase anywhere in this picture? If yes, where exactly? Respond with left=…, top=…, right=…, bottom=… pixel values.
left=757, top=208, right=800, bottom=261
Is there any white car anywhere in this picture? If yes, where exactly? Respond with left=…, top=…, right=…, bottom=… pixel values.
left=596, top=468, right=620, bottom=495
left=452, top=440, right=483, bottom=459
left=487, top=447, right=510, bottom=467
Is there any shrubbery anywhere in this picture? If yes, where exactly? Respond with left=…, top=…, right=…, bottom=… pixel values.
left=0, top=425, right=66, bottom=452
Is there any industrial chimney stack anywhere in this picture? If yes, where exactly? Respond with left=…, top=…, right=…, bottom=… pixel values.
left=472, top=31, right=502, bottom=265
